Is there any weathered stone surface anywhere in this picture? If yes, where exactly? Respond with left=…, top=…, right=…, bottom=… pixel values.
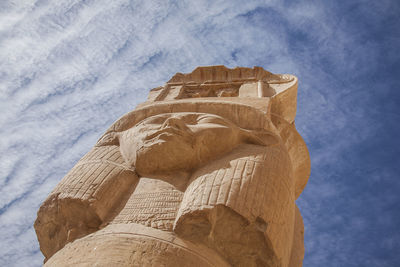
left=35, top=65, right=310, bottom=266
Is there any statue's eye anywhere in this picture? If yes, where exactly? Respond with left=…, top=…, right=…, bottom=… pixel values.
left=197, top=116, right=224, bottom=125
left=143, top=115, right=169, bottom=125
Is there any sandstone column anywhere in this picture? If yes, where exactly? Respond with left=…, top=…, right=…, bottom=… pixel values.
left=35, top=65, right=310, bottom=267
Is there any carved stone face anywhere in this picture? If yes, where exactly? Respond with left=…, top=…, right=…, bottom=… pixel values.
left=119, top=112, right=244, bottom=176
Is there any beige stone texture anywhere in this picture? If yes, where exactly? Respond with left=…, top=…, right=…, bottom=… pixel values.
left=35, top=65, right=310, bottom=266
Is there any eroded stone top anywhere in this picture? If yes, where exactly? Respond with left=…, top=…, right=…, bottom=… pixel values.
left=167, top=65, right=292, bottom=85
left=147, top=66, right=295, bottom=102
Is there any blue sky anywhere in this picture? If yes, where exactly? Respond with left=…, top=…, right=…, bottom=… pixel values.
left=1, top=0, right=399, bottom=266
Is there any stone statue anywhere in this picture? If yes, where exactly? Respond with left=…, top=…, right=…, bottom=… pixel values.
left=35, top=66, right=310, bottom=267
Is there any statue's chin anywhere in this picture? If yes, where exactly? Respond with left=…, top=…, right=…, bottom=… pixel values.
left=133, top=134, right=242, bottom=180
left=134, top=142, right=197, bottom=177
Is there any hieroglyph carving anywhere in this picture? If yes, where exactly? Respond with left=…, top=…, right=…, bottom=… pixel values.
left=35, top=66, right=310, bottom=267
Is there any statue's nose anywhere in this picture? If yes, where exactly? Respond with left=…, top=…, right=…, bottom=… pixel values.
left=162, top=117, right=188, bottom=131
